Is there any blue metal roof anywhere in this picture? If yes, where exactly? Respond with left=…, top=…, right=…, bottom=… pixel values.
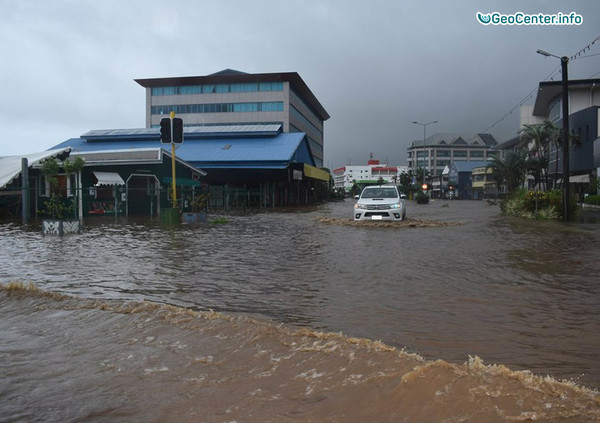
left=451, top=160, right=491, bottom=172
left=80, top=124, right=283, bottom=141
left=51, top=131, right=314, bottom=169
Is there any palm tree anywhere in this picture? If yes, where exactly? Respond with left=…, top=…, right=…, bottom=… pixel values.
left=487, top=151, right=527, bottom=195
left=519, top=122, right=556, bottom=191
left=526, top=156, right=548, bottom=213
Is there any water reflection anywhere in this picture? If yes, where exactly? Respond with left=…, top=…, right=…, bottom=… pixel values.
left=1, top=201, right=599, bottom=388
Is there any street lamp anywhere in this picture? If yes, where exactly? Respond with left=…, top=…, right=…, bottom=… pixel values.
left=537, top=49, right=570, bottom=221
left=412, top=120, right=437, bottom=183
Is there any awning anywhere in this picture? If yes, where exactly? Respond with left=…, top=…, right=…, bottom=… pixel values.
left=93, top=171, right=125, bottom=186
left=162, top=176, right=202, bottom=187
left=0, top=148, right=71, bottom=189
left=303, top=164, right=330, bottom=182
left=570, top=174, right=590, bottom=184
left=557, top=174, right=591, bottom=184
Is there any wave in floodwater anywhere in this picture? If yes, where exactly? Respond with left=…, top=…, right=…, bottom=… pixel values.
left=1, top=200, right=600, bottom=421
left=1, top=283, right=599, bottom=423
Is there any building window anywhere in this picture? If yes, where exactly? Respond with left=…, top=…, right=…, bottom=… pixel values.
left=453, top=151, right=468, bottom=157
left=260, top=102, right=284, bottom=112
left=151, top=102, right=283, bottom=115
left=549, top=99, right=561, bottom=122
left=231, top=83, right=258, bottom=93
left=259, top=82, right=283, bottom=91
left=151, top=82, right=284, bottom=96
left=215, top=84, right=229, bottom=93
left=437, top=150, right=450, bottom=157
left=41, top=174, right=74, bottom=198
left=470, top=151, right=484, bottom=157
left=179, top=85, right=202, bottom=95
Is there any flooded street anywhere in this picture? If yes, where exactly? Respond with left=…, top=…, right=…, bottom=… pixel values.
left=1, top=200, right=600, bottom=421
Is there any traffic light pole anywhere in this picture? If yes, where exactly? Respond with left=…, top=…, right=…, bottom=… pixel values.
left=169, top=111, right=177, bottom=208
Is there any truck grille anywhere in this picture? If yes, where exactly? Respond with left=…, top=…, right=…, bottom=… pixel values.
left=365, top=204, right=391, bottom=210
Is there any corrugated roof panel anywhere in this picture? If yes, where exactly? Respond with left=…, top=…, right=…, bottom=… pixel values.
left=0, top=148, right=71, bottom=189
left=52, top=132, right=307, bottom=168
left=80, top=124, right=282, bottom=140
left=71, top=148, right=162, bottom=164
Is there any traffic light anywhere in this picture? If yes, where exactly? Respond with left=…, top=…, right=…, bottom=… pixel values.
left=172, top=118, right=184, bottom=143
left=159, top=118, right=171, bottom=144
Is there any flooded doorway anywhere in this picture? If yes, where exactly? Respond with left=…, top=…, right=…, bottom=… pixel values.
left=126, top=174, right=160, bottom=216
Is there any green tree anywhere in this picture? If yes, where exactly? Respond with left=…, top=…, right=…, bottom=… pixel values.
left=487, top=151, right=527, bottom=195
left=526, top=156, right=548, bottom=213
left=398, top=172, right=411, bottom=195
left=519, top=121, right=557, bottom=191
left=416, top=167, right=427, bottom=184
left=39, top=157, right=85, bottom=219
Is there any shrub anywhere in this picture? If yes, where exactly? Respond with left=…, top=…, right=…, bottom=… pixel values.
left=500, top=189, right=574, bottom=220
left=415, top=191, right=429, bottom=204
left=584, top=194, right=600, bottom=205
left=536, top=206, right=559, bottom=220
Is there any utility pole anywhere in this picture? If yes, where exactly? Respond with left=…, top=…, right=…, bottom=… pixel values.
left=537, top=49, right=570, bottom=221
left=412, top=120, right=437, bottom=184
left=560, top=56, right=570, bottom=221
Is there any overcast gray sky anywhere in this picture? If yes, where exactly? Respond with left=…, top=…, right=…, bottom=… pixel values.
left=1, top=0, right=598, bottom=169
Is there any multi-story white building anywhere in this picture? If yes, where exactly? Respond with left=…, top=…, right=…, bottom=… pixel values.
left=407, top=133, right=498, bottom=177
left=332, top=159, right=408, bottom=192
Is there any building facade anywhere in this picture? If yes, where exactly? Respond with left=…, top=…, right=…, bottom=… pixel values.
left=471, top=165, right=496, bottom=199
left=332, top=159, right=408, bottom=193
left=447, top=160, right=491, bottom=200
left=530, top=78, right=600, bottom=185
left=51, top=125, right=330, bottom=212
left=135, top=69, right=330, bottom=167
left=407, top=133, right=497, bottom=177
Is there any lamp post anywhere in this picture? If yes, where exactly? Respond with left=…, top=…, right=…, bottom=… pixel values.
left=537, top=49, right=570, bottom=221
left=412, top=120, right=437, bottom=183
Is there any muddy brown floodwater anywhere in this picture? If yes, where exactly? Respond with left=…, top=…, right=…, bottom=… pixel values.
left=1, top=199, right=599, bottom=422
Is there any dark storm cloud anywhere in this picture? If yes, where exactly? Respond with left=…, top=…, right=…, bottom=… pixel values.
left=0, top=0, right=598, bottom=169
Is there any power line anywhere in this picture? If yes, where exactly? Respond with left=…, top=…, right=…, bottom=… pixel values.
left=570, top=36, right=600, bottom=61
left=481, top=35, right=599, bottom=135
left=481, top=66, right=560, bottom=133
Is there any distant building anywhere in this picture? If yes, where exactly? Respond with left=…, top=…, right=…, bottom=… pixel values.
left=407, top=133, right=497, bottom=177
left=447, top=160, right=491, bottom=200
left=135, top=69, right=330, bottom=167
left=471, top=165, right=496, bottom=199
left=332, top=158, right=408, bottom=193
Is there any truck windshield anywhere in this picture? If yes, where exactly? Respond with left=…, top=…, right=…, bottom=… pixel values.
left=361, top=188, right=398, bottom=199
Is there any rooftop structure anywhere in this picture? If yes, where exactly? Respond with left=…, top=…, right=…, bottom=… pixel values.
left=407, top=133, right=497, bottom=177
left=135, top=69, right=330, bottom=167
